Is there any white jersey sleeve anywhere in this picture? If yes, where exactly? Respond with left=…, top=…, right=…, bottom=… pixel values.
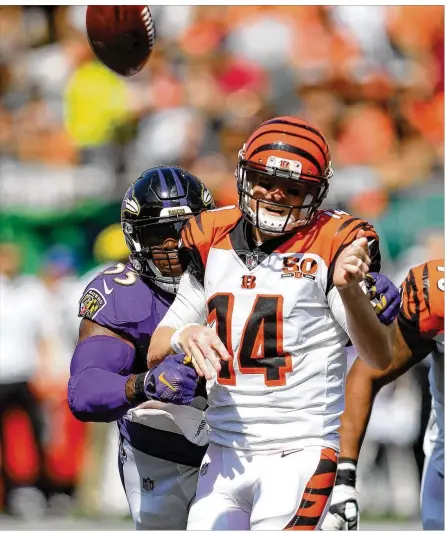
left=158, top=268, right=207, bottom=329
left=327, top=281, right=370, bottom=336
left=327, top=286, right=349, bottom=335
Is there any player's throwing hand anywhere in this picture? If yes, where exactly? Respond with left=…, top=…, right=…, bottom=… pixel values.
left=333, top=229, right=371, bottom=289
left=178, top=325, right=231, bottom=380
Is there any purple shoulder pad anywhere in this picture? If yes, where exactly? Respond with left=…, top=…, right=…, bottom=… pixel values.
left=78, top=262, right=154, bottom=328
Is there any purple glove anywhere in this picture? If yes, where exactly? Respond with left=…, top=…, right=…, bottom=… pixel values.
left=144, top=353, right=198, bottom=405
left=365, top=272, right=401, bottom=325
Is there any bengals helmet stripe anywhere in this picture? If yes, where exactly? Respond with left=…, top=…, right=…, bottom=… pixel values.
left=248, top=129, right=329, bottom=163
left=237, top=115, right=333, bottom=233
left=242, top=116, right=331, bottom=180
left=261, top=118, right=330, bottom=160
left=263, top=117, right=329, bottom=141
left=249, top=142, right=324, bottom=175
left=260, top=117, right=330, bottom=153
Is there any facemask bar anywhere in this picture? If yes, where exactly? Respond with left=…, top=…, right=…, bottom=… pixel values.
left=129, top=245, right=182, bottom=294
left=123, top=216, right=192, bottom=293
left=237, top=164, right=329, bottom=234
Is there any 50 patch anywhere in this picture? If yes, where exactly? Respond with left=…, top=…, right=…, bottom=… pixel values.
left=78, top=288, right=107, bottom=319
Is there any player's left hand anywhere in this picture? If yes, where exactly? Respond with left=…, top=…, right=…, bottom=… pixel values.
left=321, top=483, right=359, bottom=530
left=365, top=272, right=401, bottom=325
left=179, top=324, right=232, bottom=380
left=333, top=229, right=371, bottom=289
left=321, top=459, right=359, bottom=530
left=144, top=353, right=198, bottom=405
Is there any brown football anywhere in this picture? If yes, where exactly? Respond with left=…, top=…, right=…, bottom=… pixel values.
left=86, top=5, right=155, bottom=77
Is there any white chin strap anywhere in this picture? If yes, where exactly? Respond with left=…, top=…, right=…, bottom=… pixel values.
left=243, top=191, right=314, bottom=234
left=152, top=278, right=180, bottom=294
left=257, top=206, right=295, bottom=233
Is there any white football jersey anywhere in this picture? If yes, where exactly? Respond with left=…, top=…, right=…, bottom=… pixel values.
left=168, top=206, right=381, bottom=453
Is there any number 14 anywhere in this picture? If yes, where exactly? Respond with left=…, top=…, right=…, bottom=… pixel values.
left=207, top=293, right=292, bottom=387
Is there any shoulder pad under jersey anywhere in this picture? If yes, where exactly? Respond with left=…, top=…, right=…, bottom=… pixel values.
left=78, top=262, right=156, bottom=330
left=399, top=259, right=444, bottom=339
left=180, top=206, right=241, bottom=267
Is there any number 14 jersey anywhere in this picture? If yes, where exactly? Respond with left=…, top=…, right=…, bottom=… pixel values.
left=180, top=206, right=381, bottom=453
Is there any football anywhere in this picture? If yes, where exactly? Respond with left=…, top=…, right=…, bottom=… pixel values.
left=86, top=5, right=156, bottom=77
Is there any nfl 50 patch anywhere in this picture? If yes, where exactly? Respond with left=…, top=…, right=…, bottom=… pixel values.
left=79, top=288, right=106, bottom=319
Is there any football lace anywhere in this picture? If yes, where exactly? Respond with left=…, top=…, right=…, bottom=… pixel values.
left=141, top=6, right=156, bottom=50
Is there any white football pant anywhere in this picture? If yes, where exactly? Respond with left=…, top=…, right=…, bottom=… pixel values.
left=187, top=442, right=337, bottom=530
left=120, top=438, right=199, bottom=530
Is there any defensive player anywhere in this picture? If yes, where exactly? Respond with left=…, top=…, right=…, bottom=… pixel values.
left=68, top=166, right=215, bottom=530
left=322, top=259, right=444, bottom=531
left=148, top=116, right=396, bottom=530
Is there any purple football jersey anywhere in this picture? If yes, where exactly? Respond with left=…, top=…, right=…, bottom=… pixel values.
left=75, top=262, right=206, bottom=467
left=78, top=262, right=173, bottom=372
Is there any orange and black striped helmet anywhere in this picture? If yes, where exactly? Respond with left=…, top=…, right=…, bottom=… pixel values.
left=236, top=116, right=333, bottom=233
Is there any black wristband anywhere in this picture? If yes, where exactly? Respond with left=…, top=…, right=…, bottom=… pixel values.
left=133, top=372, right=148, bottom=405
left=335, top=457, right=357, bottom=487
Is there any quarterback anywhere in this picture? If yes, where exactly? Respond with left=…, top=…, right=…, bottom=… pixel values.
left=68, top=166, right=214, bottom=529
left=148, top=117, right=395, bottom=530
left=322, top=259, right=444, bottom=531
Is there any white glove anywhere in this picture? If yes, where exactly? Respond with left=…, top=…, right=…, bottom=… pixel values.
left=321, top=460, right=359, bottom=530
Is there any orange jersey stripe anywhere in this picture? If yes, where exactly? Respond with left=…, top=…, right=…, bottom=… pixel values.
left=276, top=210, right=380, bottom=280
left=181, top=208, right=379, bottom=295
left=400, top=259, right=444, bottom=339
left=284, top=447, right=337, bottom=530
left=179, top=207, right=241, bottom=266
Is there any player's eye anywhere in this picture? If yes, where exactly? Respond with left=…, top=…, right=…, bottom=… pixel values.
left=258, top=180, right=272, bottom=191
left=288, top=188, right=302, bottom=197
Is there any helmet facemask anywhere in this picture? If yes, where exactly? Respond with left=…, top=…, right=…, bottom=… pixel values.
left=123, top=216, right=192, bottom=294
left=120, top=165, right=215, bottom=293
left=237, top=160, right=330, bottom=235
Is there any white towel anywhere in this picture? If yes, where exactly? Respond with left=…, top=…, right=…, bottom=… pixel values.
left=124, top=399, right=209, bottom=447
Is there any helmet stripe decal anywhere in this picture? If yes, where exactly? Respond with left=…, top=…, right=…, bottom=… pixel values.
left=249, top=143, right=323, bottom=174
left=248, top=130, right=328, bottom=164
left=156, top=168, right=172, bottom=208
left=263, top=118, right=328, bottom=144
left=171, top=167, right=188, bottom=206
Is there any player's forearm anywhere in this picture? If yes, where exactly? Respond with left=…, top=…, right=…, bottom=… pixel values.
left=147, top=270, right=206, bottom=367
left=339, top=284, right=393, bottom=370
left=68, top=335, right=136, bottom=422
left=68, top=368, right=133, bottom=422
left=339, top=358, right=379, bottom=460
left=147, top=326, right=175, bottom=368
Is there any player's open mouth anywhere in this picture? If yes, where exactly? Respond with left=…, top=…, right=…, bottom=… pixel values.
left=265, top=206, right=285, bottom=216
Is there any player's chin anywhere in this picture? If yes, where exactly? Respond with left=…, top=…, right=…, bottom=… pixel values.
left=155, top=261, right=183, bottom=277
left=158, top=268, right=183, bottom=278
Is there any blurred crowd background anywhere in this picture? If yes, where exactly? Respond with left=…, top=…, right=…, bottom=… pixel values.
left=0, top=4, right=444, bottom=525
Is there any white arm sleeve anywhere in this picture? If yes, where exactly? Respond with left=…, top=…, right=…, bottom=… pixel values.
left=327, top=281, right=369, bottom=336
left=158, top=269, right=207, bottom=329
